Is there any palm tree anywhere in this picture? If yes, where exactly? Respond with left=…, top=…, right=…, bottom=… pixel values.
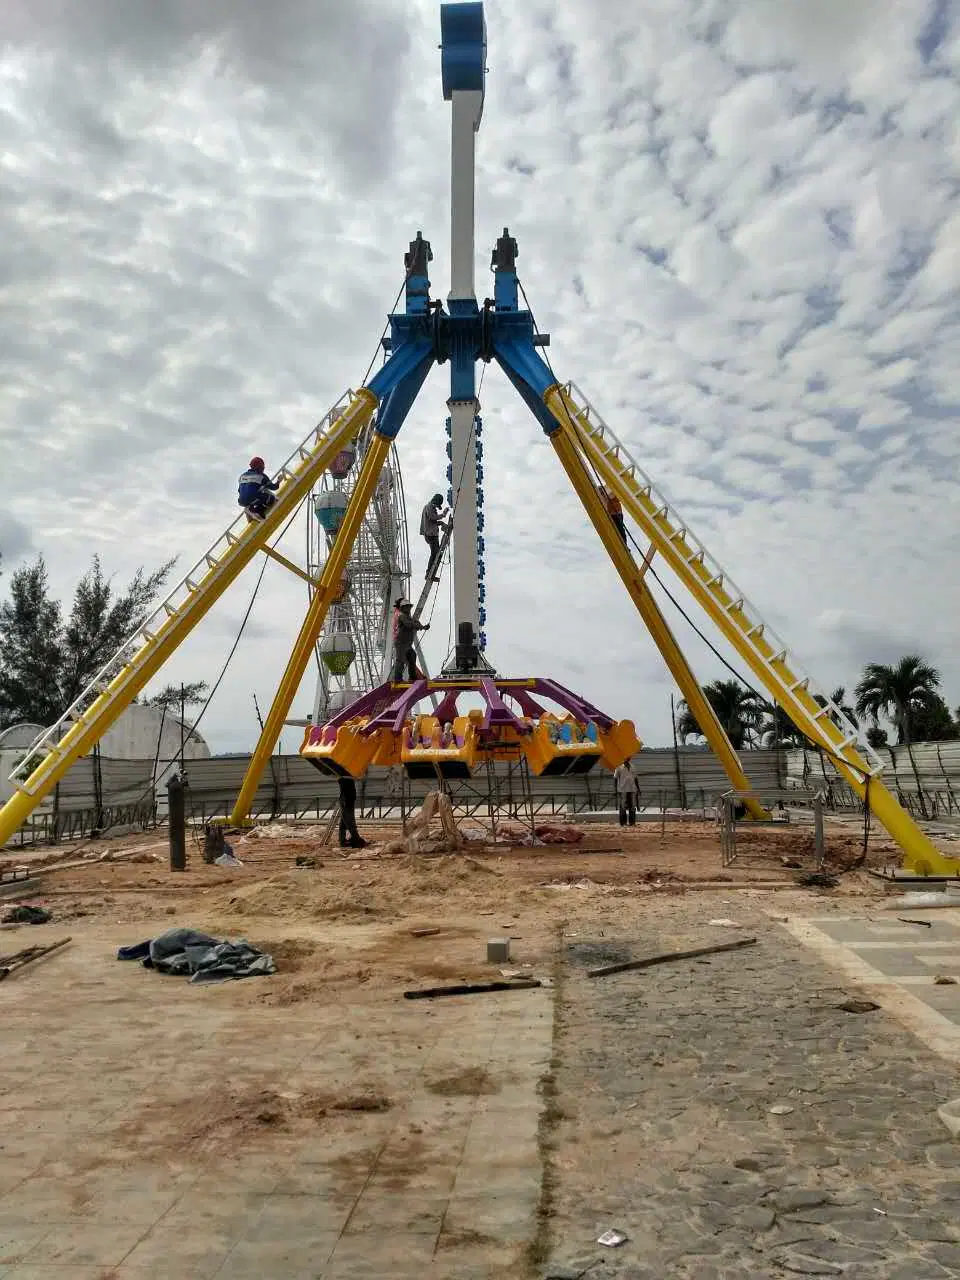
left=759, top=702, right=807, bottom=748
left=855, top=656, right=943, bottom=817
left=854, top=657, right=941, bottom=746
left=675, top=679, right=766, bottom=751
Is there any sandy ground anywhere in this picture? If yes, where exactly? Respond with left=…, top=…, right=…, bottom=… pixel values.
left=0, top=813, right=923, bottom=1278
left=1, top=814, right=899, bottom=1011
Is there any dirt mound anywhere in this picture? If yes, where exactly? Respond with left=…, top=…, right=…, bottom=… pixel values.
left=215, top=854, right=502, bottom=923
left=122, top=1083, right=391, bottom=1158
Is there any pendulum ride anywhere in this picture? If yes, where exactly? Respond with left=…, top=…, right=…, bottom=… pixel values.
left=0, top=3, right=955, bottom=878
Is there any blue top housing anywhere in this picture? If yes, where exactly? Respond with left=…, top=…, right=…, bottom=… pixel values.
left=440, top=2, right=486, bottom=98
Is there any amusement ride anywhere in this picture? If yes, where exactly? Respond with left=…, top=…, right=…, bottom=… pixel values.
left=0, top=2, right=954, bottom=876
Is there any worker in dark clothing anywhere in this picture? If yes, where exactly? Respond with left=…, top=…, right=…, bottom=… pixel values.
left=598, top=485, right=627, bottom=543
left=338, top=776, right=367, bottom=848
left=392, top=598, right=429, bottom=682
left=420, top=493, right=449, bottom=579
left=238, top=457, right=280, bottom=520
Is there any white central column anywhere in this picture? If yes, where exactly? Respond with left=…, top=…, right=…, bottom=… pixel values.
left=447, top=398, right=480, bottom=646
left=448, top=89, right=483, bottom=303
left=446, top=87, right=484, bottom=663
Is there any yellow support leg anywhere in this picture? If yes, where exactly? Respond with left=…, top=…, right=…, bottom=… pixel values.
left=229, top=431, right=391, bottom=826
left=550, top=427, right=768, bottom=821
left=0, top=391, right=378, bottom=850
left=547, top=385, right=954, bottom=874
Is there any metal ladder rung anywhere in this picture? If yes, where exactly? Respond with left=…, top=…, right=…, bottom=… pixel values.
left=771, top=650, right=787, bottom=664
left=707, top=573, right=723, bottom=589
left=163, top=603, right=178, bottom=618
left=205, top=554, right=219, bottom=569
left=727, top=597, right=745, bottom=614
left=653, top=505, right=668, bottom=520
left=813, top=706, right=830, bottom=721
left=668, top=528, right=688, bottom=544
left=745, top=622, right=764, bottom=640
left=789, top=678, right=810, bottom=693
left=225, top=531, right=240, bottom=545
left=685, top=548, right=705, bottom=566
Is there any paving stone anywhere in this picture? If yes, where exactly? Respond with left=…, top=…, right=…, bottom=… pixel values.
left=543, top=900, right=960, bottom=1280
left=772, top=1252, right=844, bottom=1276
left=922, top=1241, right=960, bottom=1268
left=774, top=1189, right=830, bottom=1213
left=924, top=1143, right=960, bottom=1168
left=20, top=1220, right=147, bottom=1268
left=0, top=1222, right=49, bottom=1268
left=901, top=1218, right=960, bottom=1244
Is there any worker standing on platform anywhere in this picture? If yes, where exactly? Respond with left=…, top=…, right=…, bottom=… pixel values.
left=238, top=457, right=280, bottom=520
left=613, top=757, right=639, bottom=827
left=420, top=493, right=449, bottom=579
left=598, top=485, right=627, bottom=544
left=392, top=599, right=429, bottom=682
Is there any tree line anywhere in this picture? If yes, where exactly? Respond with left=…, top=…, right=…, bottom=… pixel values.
left=675, top=657, right=958, bottom=752
left=0, top=555, right=207, bottom=731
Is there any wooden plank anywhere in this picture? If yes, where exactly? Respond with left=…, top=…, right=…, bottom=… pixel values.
left=587, top=936, right=757, bottom=978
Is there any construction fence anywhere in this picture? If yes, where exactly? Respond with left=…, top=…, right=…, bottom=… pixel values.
left=785, top=742, right=960, bottom=822
left=6, top=741, right=960, bottom=848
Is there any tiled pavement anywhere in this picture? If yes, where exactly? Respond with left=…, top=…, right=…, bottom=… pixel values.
left=543, top=900, right=960, bottom=1279
left=0, top=928, right=552, bottom=1279
left=782, top=908, right=960, bottom=1064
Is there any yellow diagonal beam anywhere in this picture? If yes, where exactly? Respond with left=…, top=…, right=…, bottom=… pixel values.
left=547, top=384, right=953, bottom=874
left=229, top=431, right=391, bottom=826
left=260, top=545, right=320, bottom=587
left=550, top=426, right=768, bottom=821
left=0, top=390, right=377, bottom=850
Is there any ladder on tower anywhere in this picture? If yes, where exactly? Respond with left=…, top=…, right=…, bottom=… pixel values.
left=412, top=519, right=454, bottom=623
left=0, top=387, right=378, bottom=846
left=547, top=381, right=882, bottom=782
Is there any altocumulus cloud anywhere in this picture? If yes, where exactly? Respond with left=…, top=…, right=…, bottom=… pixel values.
left=0, top=0, right=958, bottom=752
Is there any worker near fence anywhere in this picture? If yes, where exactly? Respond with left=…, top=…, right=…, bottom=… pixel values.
left=391, top=599, right=429, bottom=682
left=598, top=484, right=627, bottom=544
left=238, top=457, right=280, bottom=520
left=613, top=756, right=639, bottom=827
left=338, top=775, right=367, bottom=849
left=420, top=493, right=449, bottom=579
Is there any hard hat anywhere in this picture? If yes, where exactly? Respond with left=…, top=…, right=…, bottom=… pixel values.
left=432, top=493, right=443, bottom=504
left=250, top=456, right=265, bottom=470
left=396, top=598, right=412, bottom=609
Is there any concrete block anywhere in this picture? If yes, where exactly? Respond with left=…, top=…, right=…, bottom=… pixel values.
left=487, top=938, right=511, bottom=963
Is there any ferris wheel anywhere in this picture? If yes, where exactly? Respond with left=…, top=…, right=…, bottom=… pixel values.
left=307, top=422, right=411, bottom=720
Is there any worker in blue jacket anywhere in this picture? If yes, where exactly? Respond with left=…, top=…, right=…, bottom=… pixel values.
left=238, top=457, right=279, bottom=520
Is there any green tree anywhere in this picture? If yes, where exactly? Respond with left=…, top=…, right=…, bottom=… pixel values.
left=675, top=679, right=766, bottom=750
left=0, top=558, right=64, bottom=728
left=824, top=686, right=858, bottom=729
left=910, top=693, right=958, bottom=742
left=866, top=724, right=889, bottom=749
left=145, top=681, right=209, bottom=713
left=60, top=556, right=174, bottom=707
left=854, top=656, right=942, bottom=746
left=0, top=554, right=174, bottom=729
left=759, top=702, right=807, bottom=748
left=855, top=655, right=944, bottom=817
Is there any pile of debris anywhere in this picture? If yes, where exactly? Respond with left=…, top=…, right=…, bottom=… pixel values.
left=377, top=791, right=463, bottom=857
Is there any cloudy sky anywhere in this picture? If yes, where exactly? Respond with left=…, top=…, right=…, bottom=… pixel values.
left=1, top=0, right=958, bottom=754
